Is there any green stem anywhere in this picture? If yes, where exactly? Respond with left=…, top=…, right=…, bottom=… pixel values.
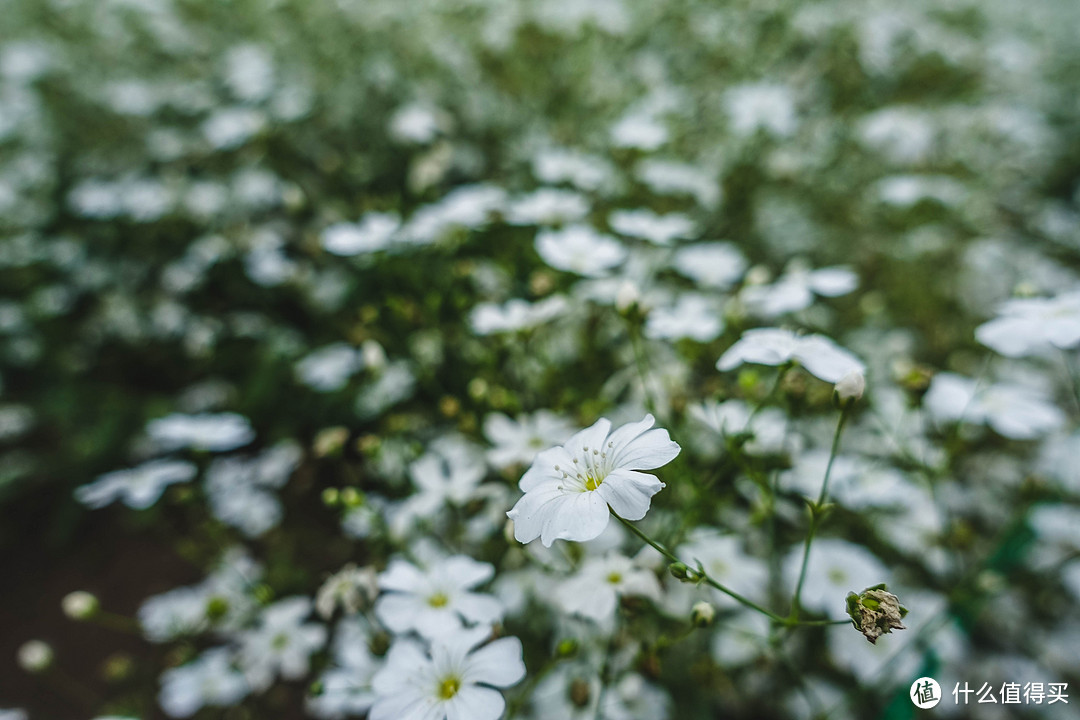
left=615, top=515, right=845, bottom=627
left=627, top=320, right=659, bottom=417
left=790, top=407, right=849, bottom=621
left=1060, top=349, right=1080, bottom=416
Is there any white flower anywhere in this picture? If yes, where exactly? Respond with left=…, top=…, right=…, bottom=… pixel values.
left=389, top=103, right=445, bottom=144
left=469, top=296, right=569, bottom=335
left=554, top=553, right=661, bottom=622
left=716, top=328, right=866, bottom=383
left=201, top=107, right=265, bottom=150
left=392, top=438, right=488, bottom=535
left=505, top=188, right=589, bottom=226
left=782, top=539, right=889, bottom=613
left=874, top=174, right=966, bottom=208
left=635, top=159, right=721, bottom=209
left=506, top=414, right=680, bottom=547
left=159, top=647, right=249, bottom=718
left=306, top=617, right=380, bottom=719
left=238, top=597, right=327, bottom=692
left=725, top=83, right=797, bottom=138
left=532, top=148, right=616, bottom=192
left=321, top=212, right=401, bottom=256
left=223, top=44, right=275, bottom=103
left=689, top=399, right=793, bottom=456
left=676, top=530, right=768, bottom=609
left=316, top=564, right=379, bottom=619
left=858, top=106, right=936, bottom=164
left=483, top=410, right=576, bottom=469
left=923, top=373, right=1065, bottom=440
left=739, top=265, right=859, bottom=318
left=205, top=441, right=302, bottom=537
left=146, top=412, right=255, bottom=452
left=975, top=291, right=1080, bottom=358
left=535, top=225, right=628, bottom=278
left=610, top=113, right=668, bottom=150
left=670, top=242, right=747, bottom=289
left=370, top=628, right=525, bottom=720
left=644, top=293, right=724, bottom=342
left=608, top=209, right=695, bottom=246
left=834, top=369, right=866, bottom=403
left=75, top=459, right=197, bottom=509
left=375, top=555, right=503, bottom=638
left=295, top=343, right=364, bottom=392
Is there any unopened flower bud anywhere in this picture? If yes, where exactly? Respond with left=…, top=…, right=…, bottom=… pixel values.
left=555, top=638, right=579, bottom=658
left=691, top=601, right=715, bottom=628
left=61, top=591, right=99, bottom=620
left=845, top=583, right=908, bottom=644
left=314, top=426, right=349, bottom=458
left=615, top=281, right=640, bottom=313
left=668, top=562, right=691, bottom=581
left=340, top=487, right=363, bottom=508
left=18, top=640, right=53, bottom=673
left=833, top=369, right=865, bottom=408
left=322, top=487, right=340, bottom=506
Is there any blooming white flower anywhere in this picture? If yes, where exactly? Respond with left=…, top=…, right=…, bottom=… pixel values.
left=608, top=208, right=695, bottom=246
left=238, top=597, right=327, bottom=692
left=635, top=159, right=721, bottom=209
left=554, top=553, right=662, bottom=622
left=716, top=328, right=866, bottom=383
left=205, top=441, right=302, bottom=537
left=146, top=412, right=255, bottom=452
left=483, top=410, right=576, bottom=469
left=75, top=459, right=197, bottom=509
left=975, top=291, right=1080, bottom=358
left=725, top=83, right=798, bottom=138
left=469, top=295, right=569, bottom=335
left=610, top=113, right=668, bottom=150
left=535, top=225, right=628, bottom=278
left=391, top=437, right=488, bottom=535
left=644, top=293, right=724, bottom=342
left=670, top=242, right=747, bottom=290
left=295, top=343, right=365, bottom=392
left=159, top=647, right=249, bottom=718
left=532, top=148, right=616, bottom=193
left=505, top=188, right=589, bottom=226
left=321, top=212, right=401, bottom=256
left=922, top=372, right=1065, bottom=440
left=506, top=414, right=680, bottom=547
left=375, top=555, right=503, bottom=638
left=739, top=265, right=859, bottom=318
left=306, top=617, right=380, bottom=719
left=370, top=627, right=525, bottom=720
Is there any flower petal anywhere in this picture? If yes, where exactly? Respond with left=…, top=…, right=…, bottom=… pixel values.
left=606, top=415, right=680, bottom=470
left=539, top=491, right=610, bottom=547
left=446, top=685, right=506, bottom=720
left=462, top=637, right=526, bottom=688
left=379, top=559, right=428, bottom=593
left=595, top=469, right=664, bottom=520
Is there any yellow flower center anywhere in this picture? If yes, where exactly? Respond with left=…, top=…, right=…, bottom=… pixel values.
left=606, top=572, right=623, bottom=584
left=439, top=676, right=462, bottom=700
left=584, top=474, right=602, bottom=491
left=428, top=592, right=449, bottom=608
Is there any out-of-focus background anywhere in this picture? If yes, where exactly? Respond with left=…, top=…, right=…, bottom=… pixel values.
left=2, top=0, right=1080, bottom=718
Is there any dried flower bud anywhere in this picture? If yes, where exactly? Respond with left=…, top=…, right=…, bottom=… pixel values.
left=846, top=583, right=908, bottom=644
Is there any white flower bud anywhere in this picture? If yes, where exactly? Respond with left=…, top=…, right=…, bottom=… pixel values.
left=691, top=601, right=715, bottom=628
left=615, top=281, right=640, bottom=313
left=834, top=369, right=865, bottom=406
left=361, top=340, right=387, bottom=371
left=61, top=591, right=99, bottom=620
left=17, top=640, right=53, bottom=673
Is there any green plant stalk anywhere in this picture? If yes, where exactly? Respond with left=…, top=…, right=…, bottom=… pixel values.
left=790, top=407, right=849, bottom=622
left=614, top=515, right=845, bottom=628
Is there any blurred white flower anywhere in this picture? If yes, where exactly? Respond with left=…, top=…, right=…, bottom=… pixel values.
left=644, top=293, right=724, bottom=342
left=677, top=530, right=768, bottom=609
left=610, top=113, right=668, bottom=150
left=506, top=188, right=589, bottom=226
left=507, top=414, right=680, bottom=547
left=201, top=107, right=266, bottom=150
left=223, top=45, right=275, bottom=103
left=483, top=410, right=576, bottom=469
left=741, top=264, right=859, bottom=318
left=389, top=103, right=446, bottom=144
left=670, top=242, right=747, bottom=289
left=858, top=106, right=936, bottom=164
left=725, top=84, right=797, bottom=138
left=717, top=328, right=866, bottom=383
left=75, top=459, right=197, bottom=509
left=469, top=295, right=568, bottom=335
left=316, top=564, right=379, bottom=619
left=535, top=225, right=627, bottom=278
left=975, top=291, right=1080, bottom=358
left=782, top=539, right=889, bottom=613
left=834, top=369, right=866, bottom=403
left=375, top=555, right=503, bottom=638
left=636, top=159, right=721, bottom=209
left=608, top=208, right=695, bottom=246
left=554, top=553, right=661, bottom=622
left=392, top=437, right=488, bottom=535
left=533, top=148, right=616, bottom=192
left=370, top=627, right=525, bottom=720
left=689, top=399, right=792, bottom=456
left=306, top=617, right=380, bottom=719
left=923, top=373, right=1065, bottom=440
left=875, top=174, right=966, bottom=207
left=321, top=212, right=401, bottom=256
left=295, top=343, right=364, bottom=392
left=160, top=647, right=249, bottom=718
left=147, top=412, right=255, bottom=452
left=205, top=441, right=302, bottom=537
left=238, top=597, right=327, bottom=692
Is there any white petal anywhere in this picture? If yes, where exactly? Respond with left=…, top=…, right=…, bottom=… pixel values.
left=379, top=560, right=428, bottom=593
left=792, top=335, right=865, bottom=383
left=808, top=267, right=858, bottom=297
left=562, top=417, right=612, bottom=457
left=519, top=447, right=574, bottom=492
left=507, top=483, right=568, bottom=544
left=540, top=491, right=610, bottom=547
left=607, top=416, right=680, bottom=470
left=462, top=637, right=526, bottom=687
left=595, top=469, right=664, bottom=521
left=716, top=328, right=796, bottom=371
left=441, top=556, right=495, bottom=590
left=374, top=594, right=428, bottom=633
left=975, top=316, right=1036, bottom=357
left=451, top=592, right=504, bottom=624
left=446, top=685, right=506, bottom=720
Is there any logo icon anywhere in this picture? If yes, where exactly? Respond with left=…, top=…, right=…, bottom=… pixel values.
left=911, top=677, right=941, bottom=709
